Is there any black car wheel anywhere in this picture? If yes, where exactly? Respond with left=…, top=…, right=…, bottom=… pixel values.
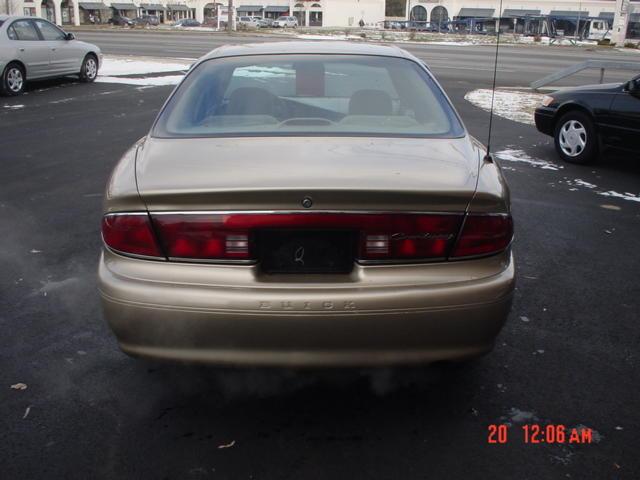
left=1, top=62, right=26, bottom=96
left=554, top=111, right=598, bottom=164
left=79, top=54, right=98, bottom=83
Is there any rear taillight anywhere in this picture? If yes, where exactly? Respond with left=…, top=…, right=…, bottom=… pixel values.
left=153, top=214, right=250, bottom=260
left=149, top=213, right=463, bottom=262
left=450, top=214, right=513, bottom=258
left=101, top=213, right=162, bottom=258
left=357, top=214, right=463, bottom=260
left=102, top=212, right=512, bottom=263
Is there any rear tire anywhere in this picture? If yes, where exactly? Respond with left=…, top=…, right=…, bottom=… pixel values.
left=1, top=62, right=26, bottom=96
left=79, top=54, right=98, bottom=83
left=553, top=110, right=598, bottom=164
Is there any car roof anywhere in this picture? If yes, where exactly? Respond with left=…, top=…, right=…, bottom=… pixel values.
left=200, top=41, right=416, bottom=63
left=0, top=15, right=43, bottom=22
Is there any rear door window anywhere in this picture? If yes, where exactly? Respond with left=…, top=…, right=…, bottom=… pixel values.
left=11, top=20, right=40, bottom=41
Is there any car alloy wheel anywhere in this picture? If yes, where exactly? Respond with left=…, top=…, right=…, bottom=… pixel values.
left=85, top=57, right=98, bottom=80
left=6, top=67, right=24, bottom=93
left=558, top=119, right=587, bottom=157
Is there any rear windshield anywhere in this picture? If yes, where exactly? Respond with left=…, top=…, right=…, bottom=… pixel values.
left=153, top=54, right=465, bottom=138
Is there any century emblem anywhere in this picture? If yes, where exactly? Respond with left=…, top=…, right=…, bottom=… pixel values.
left=294, top=246, right=305, bottom=265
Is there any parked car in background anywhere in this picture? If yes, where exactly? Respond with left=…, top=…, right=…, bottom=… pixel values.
left=237, top=16, right=260, bottom=28
left=202, top=16, right=223, bottom=27
left=108, top=15, right=134, bottom=26
left=133, top=15, right=160, bottom=26
left=0, top=15, right=101, bottom=95
left=173, top=19, right=201, bottom=27
left=534, top=74, right=640, bottom=164
left=257, top=17, right=273, bottom=28
left=272, top=16, right=298, bottom=28
left=99, top=42, right=514, bottom=366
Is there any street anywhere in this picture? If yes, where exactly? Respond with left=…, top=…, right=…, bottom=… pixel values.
left=1, top=31, right=639, bottom=479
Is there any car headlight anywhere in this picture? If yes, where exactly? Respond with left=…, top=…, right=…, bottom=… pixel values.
left=541, top=95, right=555, bottom=107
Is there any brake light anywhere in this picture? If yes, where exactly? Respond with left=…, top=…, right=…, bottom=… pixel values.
left=450, top=214, right=513, bottom=258
left=358, top=214, right=463, bottom=260
left=155, top=215, right=250, bottom=259
left=101, top=213, right=162, bottom=258
left=103, top=212, right=512, bottom=263
left=150, top=213, right=463, bottom=262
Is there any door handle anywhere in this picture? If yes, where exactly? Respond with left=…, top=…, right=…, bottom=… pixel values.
left=51, top=47, right=56, bottom=51
left=19, top=48, right=24, bottom=52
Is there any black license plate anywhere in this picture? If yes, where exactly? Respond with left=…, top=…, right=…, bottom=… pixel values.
left=257, top=230, right=356, bottom=274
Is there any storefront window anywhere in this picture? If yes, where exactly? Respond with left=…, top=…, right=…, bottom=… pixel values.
left=309, top=8, right=322, bottom=27
left=385, top=0, right=406, bottom=17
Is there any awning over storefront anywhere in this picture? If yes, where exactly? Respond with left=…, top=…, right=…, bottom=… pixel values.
left=598, top=12, right=614, bottom=20
left=167, top=4, right=189, bottom=11
left=457, top=8, right=495, bottom=18
left=237, top=5, right=264, bottom=12
left=548, top=11, right=589, bottom=19
left=111, top=3, right=137, bottom=10
left=502, top=9, right=540, bottom=18
left=140, top=3, right=166, bottom=10
left=79, top=2, right=109, bottom=9
left=265, top=6, right=289, bottom=13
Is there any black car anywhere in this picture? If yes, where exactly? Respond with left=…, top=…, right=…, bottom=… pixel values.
left=108, top=15, right=134, bottom=26
left=535, top=74, right=640, bottom=164
left=133, top=15, right=160, bottom=26
left=174, top=19, right=201, bottom=27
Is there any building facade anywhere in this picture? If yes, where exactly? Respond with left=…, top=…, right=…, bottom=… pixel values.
left=1, top=0, right=638, bottom=31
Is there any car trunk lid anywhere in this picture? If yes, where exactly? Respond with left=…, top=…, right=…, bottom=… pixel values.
left=136, top=136, right=481, bottom=212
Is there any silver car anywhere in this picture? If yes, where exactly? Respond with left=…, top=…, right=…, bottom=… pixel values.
left=272, top=16, right=298, bottom=28
left=0, top=15, right=102, bottom=95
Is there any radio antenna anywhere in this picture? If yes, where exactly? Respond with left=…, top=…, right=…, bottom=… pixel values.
left=485, top=0, right=505, bottom=161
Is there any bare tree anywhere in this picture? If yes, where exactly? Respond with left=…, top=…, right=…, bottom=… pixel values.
left=227, top=0, right=235, bottom=32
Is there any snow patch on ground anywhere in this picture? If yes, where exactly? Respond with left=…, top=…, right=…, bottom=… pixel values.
left=495, top=149, right=563, bottom=171
left=3, top=104, right=25, bottom=110
left=598, top=190, right=640, bottom=203
left=96, top=75, right=184, bottom=86
left=297, top=34, right=362, bottom=41
left=95, top=55, right=191, bottom=86
left=573, top=179, right=597, bottom=189
left=561, top=178, right=640, bottom=203
left=465, top=89, right=544, bottom=125
left=99, top=56, right=192, bottom=76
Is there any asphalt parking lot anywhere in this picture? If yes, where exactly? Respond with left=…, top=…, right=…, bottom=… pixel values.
left=1, top=33, right=639, bottom=479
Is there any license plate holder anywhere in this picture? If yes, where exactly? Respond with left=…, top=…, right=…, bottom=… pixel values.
left=257, top=229, right=356, bottom=274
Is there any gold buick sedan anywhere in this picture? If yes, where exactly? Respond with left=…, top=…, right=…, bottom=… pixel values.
left=99, top=42, right=515, bottom=366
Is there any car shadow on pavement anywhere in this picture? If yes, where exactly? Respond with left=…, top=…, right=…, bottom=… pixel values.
left=23, top=76, right=83, bottom=94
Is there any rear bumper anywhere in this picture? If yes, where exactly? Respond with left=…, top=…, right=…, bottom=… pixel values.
left=534, top=107, right=556, bottom=136
left=99, top=249, right=515, bottom=366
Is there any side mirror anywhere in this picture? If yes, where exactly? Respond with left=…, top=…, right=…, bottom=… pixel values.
left=65, top=32, right=75, bottom=41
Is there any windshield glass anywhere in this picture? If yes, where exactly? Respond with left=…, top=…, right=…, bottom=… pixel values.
left=153, top=54, right=465, bottom=138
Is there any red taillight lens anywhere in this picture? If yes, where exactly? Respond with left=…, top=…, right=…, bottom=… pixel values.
left=153, top=214, right=250, bottom=260
left=150, top=213, right=463, bottom=262
left=101, top=214, right=162, bottom=258
left=358, top=214, right=463, bottom=260
left=450, top=214, right=513, bottom=258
